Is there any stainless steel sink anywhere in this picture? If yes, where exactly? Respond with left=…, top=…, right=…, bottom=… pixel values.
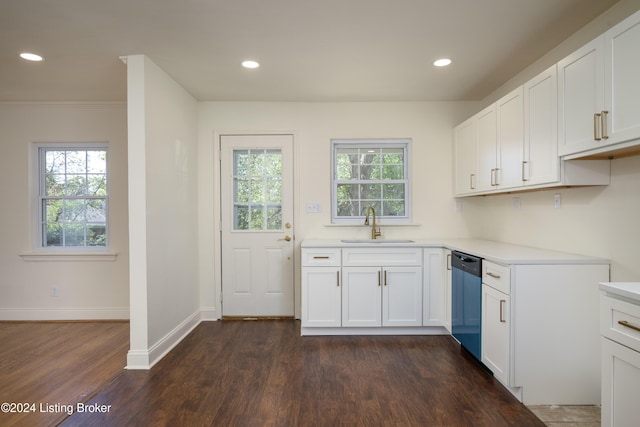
left=340, top=239, right=415, bottom=244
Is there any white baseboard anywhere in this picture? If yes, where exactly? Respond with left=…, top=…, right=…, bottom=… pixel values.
left=199, top=306, right=218, bottom=321
left=126, top=309, right=201, bottom=370
left=0, top=307, right=129, bottom=321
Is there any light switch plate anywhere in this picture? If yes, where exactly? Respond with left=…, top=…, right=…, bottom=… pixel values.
left=306, top=202, right=322, bottom=213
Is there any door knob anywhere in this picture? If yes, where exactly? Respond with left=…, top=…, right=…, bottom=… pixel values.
left=279, top=235, right=292, bottom=242
left=285, top=222, right=292, bottom=229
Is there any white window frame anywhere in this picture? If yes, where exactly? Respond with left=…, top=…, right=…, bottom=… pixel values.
left=331, top=138, right=411, bottom=225
left=32, top=142, right=110, bottom=252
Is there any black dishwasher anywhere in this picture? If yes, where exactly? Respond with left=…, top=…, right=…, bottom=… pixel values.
left=451, top=251, right=483, bottom=361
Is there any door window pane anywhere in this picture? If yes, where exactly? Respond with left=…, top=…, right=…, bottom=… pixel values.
left=233, top=149, right=282, bottom=230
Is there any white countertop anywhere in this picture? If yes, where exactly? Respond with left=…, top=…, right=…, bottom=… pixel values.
left=301, top=238, right=610, bottom=265
left=599, top=282, right=640, bottom=303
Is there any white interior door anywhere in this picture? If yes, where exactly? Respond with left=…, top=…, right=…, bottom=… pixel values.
left=220, top=134, right=294, bottom=317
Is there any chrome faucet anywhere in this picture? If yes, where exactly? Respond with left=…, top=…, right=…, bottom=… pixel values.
left=364, top=206, right=382, bottom=239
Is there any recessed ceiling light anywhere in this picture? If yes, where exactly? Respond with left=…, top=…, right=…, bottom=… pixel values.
left=242, top=60, right=260, bottom=69
left=20, top=52, right=44, bottom=62
left=433, top=58, right=452, bottom=67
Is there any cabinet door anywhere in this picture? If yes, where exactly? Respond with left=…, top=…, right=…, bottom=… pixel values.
left=476, top=103, right=498, bottom=191
left=301, top=267, right=341, bottom=327
left=453, top=117, right=477, bottom=195
left=497, top=87, right=524, bottom=189
left=558, top=36, right=605, bottom=156
left=443, top=250, right=452, bottom=332
left=383, top=266, right=422, bottom=327
left=601, top=337, right=640, bottom=427
left=342, top=267, right=381, bottom=327
left=482, top=284, right=510, bottom=386
left=423, top=249, right=445, bottom=327
left=604, top=9, right=640, bottom=146
left=524, top=65, right=559, bottom=185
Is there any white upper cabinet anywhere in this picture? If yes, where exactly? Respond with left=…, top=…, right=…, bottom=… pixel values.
left=523, top=65, right=559, bottom=185
left=451, top=10, right=640, bottom=196
left=558, top=36, right=605, bottom=156
left=453, top=117, right=477, bottom=195
left=604, top=10, right=640, bottom=148
left=559, top=9, right=640, bottom=158
left=475, top=103, right=498, bottom=192
left=497, top=87, right=524, bottom=189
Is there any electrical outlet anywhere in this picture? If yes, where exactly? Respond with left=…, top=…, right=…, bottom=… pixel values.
left=513, top=197, right=521, bottom=210
left=50, top=286, right=58, bottom=297
left=455, top=200, right=463, bottom=213
left=554, top=193, right=561, bottom=209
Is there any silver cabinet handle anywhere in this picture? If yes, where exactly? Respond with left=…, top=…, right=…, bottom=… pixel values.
left=336, top=271, right=340, bottom=287
left=618, top=320, right=640, bottom=333
left=313, top=256, right=329, bottom=259
left=378, top=271, right=381, bottom=287
left=522, top=161, right=528, bottom=182
left=601, top=110, right=609, bottom=139
left=487, top=272, right=501, bottom=279
left=500, top=300, right=506, bottom=323
left=470, top=173, right=475, bottom=190
left=384, top=270, right=388, bottom=286
left=594, top=113, right=602, bottom=141
left=447, top=253, right=451, bottom=271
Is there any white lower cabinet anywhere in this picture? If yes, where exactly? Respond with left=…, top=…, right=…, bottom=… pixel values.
left=302, top=245, right=448, bottom=335
left=482, top=283, right=510, bottom=385
left=301, top=248, right=342, bottom=328
left=600, top=292, right=640, bottom=427
left=342, top=266, right=422, bottom=327
left=301, top=266, right=341, bottom=327
left=480, top=261, right=609, bottom=405
left=443, top=250, right=452, bottom=333
left=601, top=338, right=640, bottom=427
left=423, top=248, right=446, bottom=327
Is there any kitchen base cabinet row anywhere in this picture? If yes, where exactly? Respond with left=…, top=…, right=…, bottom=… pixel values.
left=301, top=247, right=447, bottom=336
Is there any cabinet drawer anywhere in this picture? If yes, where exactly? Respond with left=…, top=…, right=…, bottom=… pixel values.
left=482, top=261, right=510, bottom=294
left=301, top=248, right=341, bottom=266
left=601, top=295, right=640, bottom=352
left=342, top=247, right=422, bottom=267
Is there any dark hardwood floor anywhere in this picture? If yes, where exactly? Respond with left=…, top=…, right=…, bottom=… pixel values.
left=56, top=320, right=543, bottom=427
left=0, top=321, right=129, bottom=427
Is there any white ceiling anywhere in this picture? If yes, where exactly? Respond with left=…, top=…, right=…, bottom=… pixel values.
left=0, top=0, right=620, bottom=103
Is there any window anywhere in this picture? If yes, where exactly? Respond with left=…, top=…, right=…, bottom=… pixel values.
left=36, top=144, right=108, bottom=249
left=233, top=148, right=282, bottom=230
left=331, top=139, right=410, bottom=224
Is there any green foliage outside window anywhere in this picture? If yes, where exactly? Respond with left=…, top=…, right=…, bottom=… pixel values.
left=233, top=149, right=282, bottom=230
left=41, top=149, right=107, bottom=247
left=334, top=144, right=408, bottom=220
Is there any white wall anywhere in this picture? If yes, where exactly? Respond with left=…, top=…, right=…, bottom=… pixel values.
left=0, top=103, right=129, bottom=319
left=197, top=101, right=479, bottom=318
left=126, top=55, right=200, bottom=369
left=461, top=156, right=640, bottom=281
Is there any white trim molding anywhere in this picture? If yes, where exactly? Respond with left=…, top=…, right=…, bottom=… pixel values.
left=126, top=309, right=201, bottom=370
left=0, top=307, right=129, bottom=321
